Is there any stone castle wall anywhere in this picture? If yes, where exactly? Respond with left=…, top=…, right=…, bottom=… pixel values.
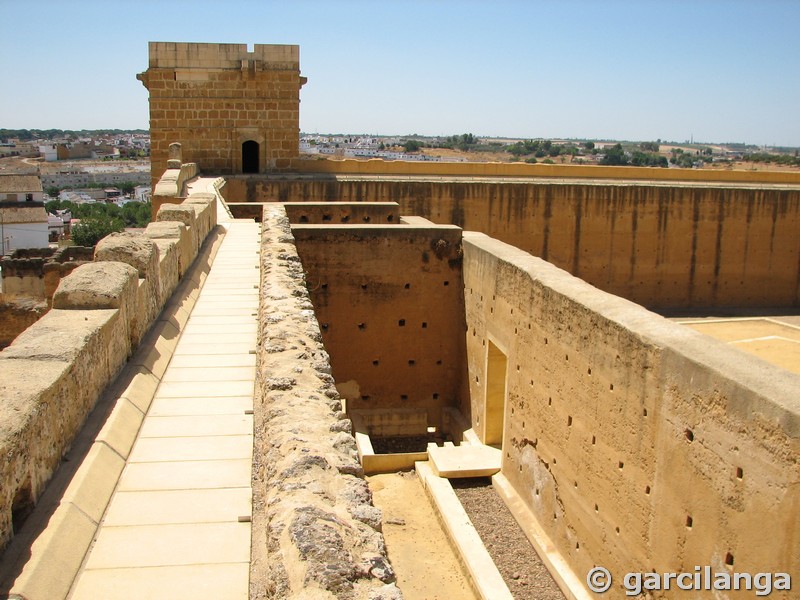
left=254, top=204, right=401, bottom=598
left=138, top=42, right=304, bottom=187
left=286, top=156, right=800, bottom=185
left=291, top=215, right=469, bottom=432
left=1, top=247, right=95, bottom=302
left=0, top=193, right=217, bottom=554
left=462, top=232, right=800, bottom=599
left=224, top=176, right=800, bottom=309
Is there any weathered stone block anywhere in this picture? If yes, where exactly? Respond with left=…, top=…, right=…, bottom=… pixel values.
left=157, top=203, right=199, bottom=253
left=95, top=233, right=160, bottom=281
left=52, top=262, right=138, bottom=310
left=149, top=238, right=180, bottom=304
left=0, top=307, right=128, bottom=553
left=183, top=192, right=217, bottom=242
left=0, top=357, right=72, bottom=550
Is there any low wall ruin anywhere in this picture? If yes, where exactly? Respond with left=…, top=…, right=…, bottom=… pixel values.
left=0, top=192, right=217, bottom=554
left=0, top=298, right=48, bottom=350
left=462, top=232, right=800, bottom=598
left=1, top=246, right=95, bottom=302
left=254, top=204, right=401, bottom=599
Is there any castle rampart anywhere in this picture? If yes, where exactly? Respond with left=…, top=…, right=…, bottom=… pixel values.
left=462, top=232, right=800, bottom=598
left=225, top=174, right=800, bottom=309
left=0, top=192, right=217, bottom=554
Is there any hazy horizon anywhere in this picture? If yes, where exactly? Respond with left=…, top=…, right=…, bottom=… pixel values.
left=1, top=1, right=798, bottom=147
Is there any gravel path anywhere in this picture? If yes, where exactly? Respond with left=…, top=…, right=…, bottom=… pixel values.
left=452, top=478, right=565, bottom=600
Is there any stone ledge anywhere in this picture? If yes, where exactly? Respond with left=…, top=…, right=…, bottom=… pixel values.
left=253, top=204, right=401, bottom=599
left=60, top=443, right=126, bottom=523
left=491, top=473, right=590, bottom=600
left=6, top=503, right=97, bottom=600
left=416, top=461, right=512, bottom=600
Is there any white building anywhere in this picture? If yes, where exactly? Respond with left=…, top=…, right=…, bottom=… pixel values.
left=0, top=174, right=48, bottom=254
left=38, top=145, right=59, bottom=162
left=134, top=186, right=152, bottom=202
left=0, top=174, right=45, bottom=203
left=48, top=212, right=65, bottom=240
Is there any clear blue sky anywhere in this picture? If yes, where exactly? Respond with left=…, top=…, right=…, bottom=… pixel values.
left=1, top=0, right=798, bottom=146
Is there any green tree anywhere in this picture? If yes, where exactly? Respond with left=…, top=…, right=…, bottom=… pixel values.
left=121, top=201, right=152, bottom=227
left=600, top=144, right=628, bottom=166
left=507, top=142, right=528, bottom=157
left=630, top=151, right=668, bottom=168
left=438, top=133, right=479, bottom=151
left=402, top=139, right=422, bottom=153
left=71, top=216, right=124, bottom=247
left=583, top=141, right=595, bottom=150
left=640, top=141, right=660, bottom=152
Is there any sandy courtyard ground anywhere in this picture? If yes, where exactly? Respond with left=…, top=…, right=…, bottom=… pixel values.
left=675, top=316, right=800, bottom=375
left=367, top=471, right=478, bottom=600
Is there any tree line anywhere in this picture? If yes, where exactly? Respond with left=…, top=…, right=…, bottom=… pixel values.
left=45, top=199, right=151, bottom=247
left=0, top=128, right=147, bottom=142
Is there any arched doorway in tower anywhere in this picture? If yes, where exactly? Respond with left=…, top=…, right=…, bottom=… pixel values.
left=242, top=140, right=259, bottom=173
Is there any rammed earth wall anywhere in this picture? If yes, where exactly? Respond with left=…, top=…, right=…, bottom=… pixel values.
left=462, top=231, right=800, bottom=599
left=224, top=175, right=800, bottom=309
left=252, top=204, right=401, bottom=600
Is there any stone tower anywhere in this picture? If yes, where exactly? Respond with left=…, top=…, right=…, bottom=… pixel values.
left=137, top=42, right=306, bottom=184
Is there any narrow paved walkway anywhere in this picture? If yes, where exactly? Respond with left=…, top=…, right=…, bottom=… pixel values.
left=70, top=220, right=261, bottom=599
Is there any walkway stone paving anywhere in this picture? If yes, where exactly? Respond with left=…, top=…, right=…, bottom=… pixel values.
left=70, top=219, right=261, bottom=600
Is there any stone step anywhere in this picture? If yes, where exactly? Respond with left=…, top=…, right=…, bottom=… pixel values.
left=428, top=443, right=501, bottom=479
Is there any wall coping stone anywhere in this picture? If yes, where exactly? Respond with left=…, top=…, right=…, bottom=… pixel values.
left=52, top=262, right=138, bottom=310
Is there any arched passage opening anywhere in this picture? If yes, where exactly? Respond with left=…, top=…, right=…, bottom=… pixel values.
left=242, top=140, right=260, bottom=173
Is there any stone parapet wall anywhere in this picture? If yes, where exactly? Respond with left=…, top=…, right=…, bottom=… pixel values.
left=284, top=202, right=400, bottom=225
left=1, top=246, right=94, bottom=302
left=462, top=231, right=800, bottom=599
left=253, top=204, right=401, bottom=599
left=286, top=157, right=800, bottom=185
left=225, top=176, right=800, bottom=309
left=151, top=161, right=199, bottom=214
left=0, top=194, right=218, bottom=555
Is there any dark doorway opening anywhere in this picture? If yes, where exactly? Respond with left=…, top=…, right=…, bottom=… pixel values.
left=242, top=140, right=259, bottom=173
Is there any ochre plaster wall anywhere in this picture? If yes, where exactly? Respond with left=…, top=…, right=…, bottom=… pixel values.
left=225, top=177, right=800, bottom=308
left=284, top=201, right=399, bottom=225
left=287, top=157, right=800, bottom=185
left=291, top=217, right=469, bottom=431
left=138, top=42, right=304, bottom=187
left=462, top=232, right=800, bottom=598
left=0, top=299, right=48, bottom=349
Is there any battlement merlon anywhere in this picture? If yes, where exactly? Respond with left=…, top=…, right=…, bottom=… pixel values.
left=153, top=41, right=298, bottom=67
